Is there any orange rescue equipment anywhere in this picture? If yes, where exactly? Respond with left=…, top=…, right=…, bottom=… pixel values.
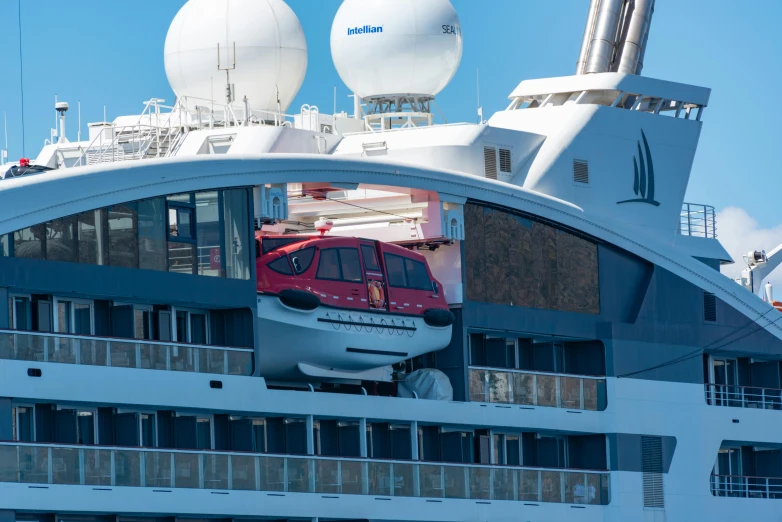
left=368, top=280, right=386, bottom=309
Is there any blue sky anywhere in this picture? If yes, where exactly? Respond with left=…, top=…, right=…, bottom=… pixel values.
left=1, top=0, right=781, bottom=236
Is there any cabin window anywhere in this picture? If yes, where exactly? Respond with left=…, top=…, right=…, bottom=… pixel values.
left=361, top=245, right=380, bottom=271
left=262, top=237, right=304, bottom=255
left=196, top=191, right=221, bottom=277
left=13, top=225, right=44, bottom=259
left=46, top=216, right=78, bottom=263
left=268, top=256, right=294, bottom=275
left=385, top=253, right=432, bottom=290
left=290, top=246, right=315, bottom=274
left=108, top=203, right=139, bottom=269
left=316, top=248, right=363, bottom=282
left=0, top=233, right=8, bottom=256
left=77, top=209, right=107, bottom=265
left=138, top=198, right=167, bottom=271
left=339, top=248, right=363, bottom=282
left=168, top=206, right=195, bottom=240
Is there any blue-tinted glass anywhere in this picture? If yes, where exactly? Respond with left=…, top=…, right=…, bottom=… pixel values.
left=222, top=189, right=250, bottom=280
left=138, top=198, right=167, bottom=271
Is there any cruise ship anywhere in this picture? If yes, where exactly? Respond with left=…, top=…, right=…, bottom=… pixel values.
left=0, top=0, right=779, bottom=521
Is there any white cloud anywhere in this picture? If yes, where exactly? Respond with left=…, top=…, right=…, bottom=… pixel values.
left=717, top=207, right=782, bottom=291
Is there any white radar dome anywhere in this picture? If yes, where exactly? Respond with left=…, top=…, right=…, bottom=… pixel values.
left=330, top=0, right=463, bottom=100
left=164, top=0, right=307, bottom=114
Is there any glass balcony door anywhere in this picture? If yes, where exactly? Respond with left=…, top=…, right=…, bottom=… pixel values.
left=710, top=357, right=738, bottom=406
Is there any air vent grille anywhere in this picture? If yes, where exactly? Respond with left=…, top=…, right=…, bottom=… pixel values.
left=484, top=146, right=497, bottom=180
left=641, top=436, right=664, bottom=509
left=703, top=292, right=717, bottom=322
left=499, top=149, right=512, bottom=173
left=573, top=159, right=589, bottom=184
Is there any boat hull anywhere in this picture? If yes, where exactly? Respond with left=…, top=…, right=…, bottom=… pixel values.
left=256, top=294, right=453, bottom=380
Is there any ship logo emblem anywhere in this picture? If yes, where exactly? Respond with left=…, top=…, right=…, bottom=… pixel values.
left=617, top=130, right=660, bottom=206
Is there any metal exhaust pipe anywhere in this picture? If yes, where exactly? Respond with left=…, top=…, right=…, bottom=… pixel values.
left=584, top=0, right=625, bottom=74
left=576, top=0, right=601, bottom=75
left=616, top=0, right=655, bottom=74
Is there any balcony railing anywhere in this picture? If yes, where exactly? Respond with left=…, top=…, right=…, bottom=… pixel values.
left=0, top=329, right=253, bottom=376
left=0, top=443, right=609, bottom=505
left=469, top=367, right=607, bottom=411
left=704, top=384, right=782, bottom=410
left=711, top=474, right=782, bottom=499
left=680, top=203, right=717, bottom=238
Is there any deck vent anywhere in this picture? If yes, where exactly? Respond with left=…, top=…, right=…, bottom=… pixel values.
left=573, top=159, right=589, bottom=184
left=641, top=436, right=664, bottom=509
left=499, top=148, right=512, bottom=173
left=210, top=380, right=223, bottom=389
left=703, top=292, right=717, bottom=322
left=483, top=146, right=497, bottom=180
left=27, top=368, right=42, bottom=377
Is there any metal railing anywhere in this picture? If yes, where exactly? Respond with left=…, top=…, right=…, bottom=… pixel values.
left=711, top=474, right=782, bottom=498
left=468, top=367, right=607, bottom=411
left=0, top=443, right=609, bottom=505
left=680, top=203, right=717, bottom=238
left=704, top=383, right=782, bottom=410
left=0, top=329, right=253, bottom=376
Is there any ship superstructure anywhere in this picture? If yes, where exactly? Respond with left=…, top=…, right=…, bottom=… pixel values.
left=0, top=1, right=779, bottom=522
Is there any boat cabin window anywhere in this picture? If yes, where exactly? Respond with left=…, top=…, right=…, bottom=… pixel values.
left=384, top=253, right=432, bottom=290
left=261, top=236, right=305, bottom=255
left=268, top=256, right=294, bottom=275
left=361, top=245, right=380, bottom=271
left=316, top=248, right=363, bottom=283
left=54, top=298, right=94, bottom=335
left=290, top=246, right=315, bottom=274
left=12, top=405, right=35, bottom=442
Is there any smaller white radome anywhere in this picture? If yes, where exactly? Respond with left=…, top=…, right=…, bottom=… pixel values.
left=164, top=0, right=308, bottom=114
left=330, top=0, right=463, bottom=100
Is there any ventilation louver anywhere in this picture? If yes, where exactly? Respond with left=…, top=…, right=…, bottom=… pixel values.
left=484, top=146, right=497, bottom=180
left=703, top=292, right=717, bottom=322
left=641, top=436, right=664, bottom=509
left=499, top=148, right=512, bottom=173
left=573, top=159, right=589, bottom=184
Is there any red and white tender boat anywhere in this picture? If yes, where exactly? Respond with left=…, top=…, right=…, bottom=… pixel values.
left=255, top=234, right=455, bottom=380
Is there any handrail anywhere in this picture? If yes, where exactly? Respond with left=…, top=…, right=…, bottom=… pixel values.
left=680, top=202, right=717, bottom=238
left=704, top=383, right=782, bottom=410
left=711, top=474, right=782, bottom=499
left=470, top=365, right=606, bottom=380
left=0, top=442, right=610, bottom=505
left=0, top=330, right=253, bottom=376
left=468, top=367, right=607, bottom=411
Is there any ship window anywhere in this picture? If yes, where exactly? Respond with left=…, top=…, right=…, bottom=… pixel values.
left=340, top=248, right=363, bottom=282
left=385, top=254, right=408, bottom=288
left=138, top=198, right=167, bottom=271
left=262, top=237, right=304, bottom=255
left=317, top=249, right=341, bottom=279
left=13, top=225, right=44, bottom=259
left=46, top=215, right=78, bottom=263
left=385, top=253, right=431, bottom=290
left=0, top=233, right=8, bottom=257
left=290, top=247, right=315, bottom=274
left=268, top=256, right=294, bottom=275
left=13, top=405, right=34, bottom=442
left=108, top=203, right=139, bottom=269
left=361, top=244, right=380, bottom=271
left=222, top=188, right=251, bottom=280
left=168, top=206, right=195, bottom=240
left=404, top=258, right=432, bottom=290
left=77, top=209, right=107, bottom=265
left=196, top=191, right=221, bottom=276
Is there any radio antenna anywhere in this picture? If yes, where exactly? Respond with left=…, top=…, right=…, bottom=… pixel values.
left=17, top=0, right=26, bottom=156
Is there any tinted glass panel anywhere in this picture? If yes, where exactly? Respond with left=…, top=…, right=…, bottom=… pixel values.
left=317, top=249, right=341, bottom=280
left=405, top=258, right=431, bottom=291
left=0, top=234, right=8, bottom=256
left=168, top=207, right=194, bottom=239
left=13, top=225, right=44, bottom=259
left=77, top=210, right=106, bottom=265
left=176, top=311, right=188, bottom=342
left=290, top=247, right=315, bottom=274
left=190, top=313, right=207, bottom=344
left=196, top=191, right=221, bottom=277
left=385, top=254, right=407, bottom=288
left=73, top=304, right=92, bottom=335
left=57, top=301, right=72, bottom=333
left=46, top=216, right=77, bottom=263
left=168, top=242, right=196, bottom=275
left=263, top=237, right=305, bottom=255
left=268, top=256, right=293, bottom=275
left=223, top=189, right=251, bottom=280
left=108, top=204, right=139, bottom=268
left=361, top=245, right=380, bottom=271
left=340, top=248, right=363, bottom=282
left=138, top=198, right=167, bottom=271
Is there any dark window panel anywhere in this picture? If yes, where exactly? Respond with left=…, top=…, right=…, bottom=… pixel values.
left=108, top=203, right=139, bottom=269
left=138, top=198, right=167, bottom=271
left=77, top=209, right=107, bottom=265
left=168, top=242, right=196, bottom=275
left=223, top=188, right=251, bottom=280
left=196, top=191, right=222, bottom=277
left=46, top=216, right=78, bottom=263
left=13, top=225, right=45, bottom=259
left=339, top=248, right=363, bottom=282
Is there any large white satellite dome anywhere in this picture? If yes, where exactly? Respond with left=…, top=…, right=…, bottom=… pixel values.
left=330, top=0, right=463, bottom=100
left=164, top=0, right=307, bottom=114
